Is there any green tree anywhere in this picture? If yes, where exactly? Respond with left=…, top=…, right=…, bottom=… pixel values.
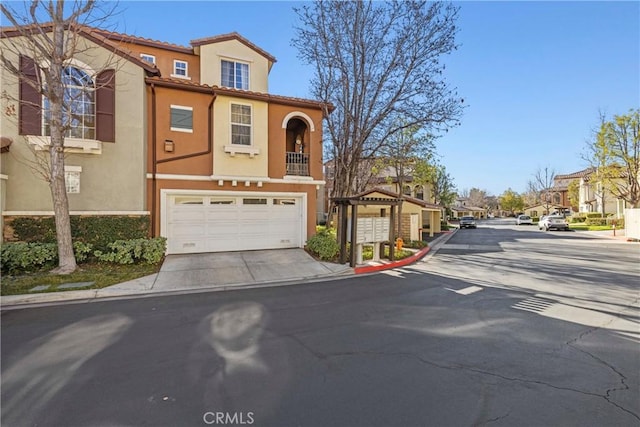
left=567, top=179, right=580, bottom=212
left=586, top=109, right=640, bottom=208
left=413, top=160, right=457, bottom=207
left=499, top=188, right=524, bottom=216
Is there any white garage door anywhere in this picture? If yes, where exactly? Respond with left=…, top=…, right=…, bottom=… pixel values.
left=165, top=192, right=304, bottom=254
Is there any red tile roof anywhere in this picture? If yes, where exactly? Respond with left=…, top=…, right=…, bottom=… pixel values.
left=190, top=32, right=277, bottom=64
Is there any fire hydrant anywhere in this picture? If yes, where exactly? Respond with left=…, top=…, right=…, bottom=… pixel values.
left=396, top=237, right=403, bottom=251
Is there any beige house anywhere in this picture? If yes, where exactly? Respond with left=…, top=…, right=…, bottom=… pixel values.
left=522, top=204, right=566, bottom=218
left=355, top=188, right=441, bottom=241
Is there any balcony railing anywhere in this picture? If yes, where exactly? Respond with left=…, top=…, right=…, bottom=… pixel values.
left=286, top=152, right=309, bottom=176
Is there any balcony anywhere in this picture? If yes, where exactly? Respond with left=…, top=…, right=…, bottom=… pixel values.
left=286, top=152, right=309, bottom=176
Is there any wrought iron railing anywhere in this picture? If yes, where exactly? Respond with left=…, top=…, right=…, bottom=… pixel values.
left=286, top=152, right=309, bottom=176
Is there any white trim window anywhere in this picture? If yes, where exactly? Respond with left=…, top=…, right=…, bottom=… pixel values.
left=221, top=60, right=249, bottom=90
left=43, top=65, right=95, bottom=139
left=140, top=54, right=156, bottom=65
left=172, top=60, right=189, bottom=79
left=170, top=105, right=193, bottom=133
left=65, top=165, right=82, bottom=194
left=230, top=103, right=251, bottom=145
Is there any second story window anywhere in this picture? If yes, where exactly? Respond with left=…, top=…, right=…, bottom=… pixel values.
left=170, top=105, right=193, bottom=133
left=43, top=65, right=95, bottom=139
left=173, top=60, right=188, bottom=78
left=221, top=60, right=249, bottom=90
left=140, top=54, right=156, bottom=65
left=230, top=104, right=251, bottom=145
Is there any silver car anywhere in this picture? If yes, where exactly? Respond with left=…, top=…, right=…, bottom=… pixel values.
left=538, top=215, right=569, bottom=231
left=516, top=215, right=533, bottom=225
left=459, top=216, right=477, bottom=229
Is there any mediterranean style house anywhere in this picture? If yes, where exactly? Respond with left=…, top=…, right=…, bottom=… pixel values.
left=0, top=24, right=331, bottom=254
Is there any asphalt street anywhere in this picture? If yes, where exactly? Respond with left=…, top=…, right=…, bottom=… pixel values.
left=2, top=219, right=639, bottom=427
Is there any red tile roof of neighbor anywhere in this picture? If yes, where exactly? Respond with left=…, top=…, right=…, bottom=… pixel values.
left=355, top=187, right=442, bottom=210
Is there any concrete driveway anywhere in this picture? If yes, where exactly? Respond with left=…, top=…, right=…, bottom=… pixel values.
left=151, top=248, right=353, bottom=292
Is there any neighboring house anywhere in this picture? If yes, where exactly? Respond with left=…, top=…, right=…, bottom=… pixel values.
left=450, top=197, right=487, bottom=219
left=0, top=25, right=330, bottom=253
left=522, top=204, right=567, bottom=218
left=578, top=168, right=633, bottom=217
left=552, top=168, right=593, bottom=213
left=323, top=158, right=441, bottom=224
left=352, top=188, right=442, bottom=241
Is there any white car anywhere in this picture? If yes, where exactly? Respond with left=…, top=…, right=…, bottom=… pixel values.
left=538, top=215, right=569, bottom=231
left=515, top=215, right=532, bottom=225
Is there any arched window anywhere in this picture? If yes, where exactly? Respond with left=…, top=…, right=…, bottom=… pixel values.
left=44, top=66, right=95, bottom=139
left=553, top=193, right=561, bottom=204
left=402, top=185, right=412, bottom=196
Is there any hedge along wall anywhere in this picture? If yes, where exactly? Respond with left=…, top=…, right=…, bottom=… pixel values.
left=3, top=215, right=150, bottom=251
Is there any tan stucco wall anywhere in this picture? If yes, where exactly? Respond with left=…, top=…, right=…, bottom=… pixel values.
left=212, top=95, right=269, bottom=177
left=199, top=40, right=270, bottom=92
left=0, top=34, right=147, bottom=213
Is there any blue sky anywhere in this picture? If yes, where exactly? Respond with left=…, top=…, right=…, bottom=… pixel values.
left=112, top=1, right=639, bottom=196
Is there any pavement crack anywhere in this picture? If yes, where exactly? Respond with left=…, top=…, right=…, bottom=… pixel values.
left=565, top=321, right=639, bottom=421
left=475, top=411, right=512, bottom=425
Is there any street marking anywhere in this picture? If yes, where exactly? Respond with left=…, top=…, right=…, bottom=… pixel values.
left=445, top=285, right=483, bottom=295
left=512, top=297, right=554, bottom=313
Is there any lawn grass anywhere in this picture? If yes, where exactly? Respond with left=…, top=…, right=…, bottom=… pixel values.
left=1, top=262, right=162, bottom=296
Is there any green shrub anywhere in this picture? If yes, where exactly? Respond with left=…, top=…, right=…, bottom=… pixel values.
left=570, top=216, right=587, bottom=223
left=531, top=217, right=540, bottom=223
left=306, top=230, right=340, bottom=261
left=1, top=242, right=58, bottom=274
left=73, top=241, right=94, bottom=263
left=585, top=218, right=607, bottom=226
left=403, top=240, right=428, bottom=249
left=1, top=241, right=98, bottom=274
left=586, top=213, right=604, bottom=219
left=607, top=218, right=624, bottom=228
left=9, top=215, right=150, bottom=251
left=94, top=237, right=167, bottom=265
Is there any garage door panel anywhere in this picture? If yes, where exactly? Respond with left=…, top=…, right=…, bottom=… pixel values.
left=167, top=192, right=303, bottom=254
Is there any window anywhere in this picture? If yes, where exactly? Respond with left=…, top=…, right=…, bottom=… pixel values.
left=231, top=104, right=251, bottom=145
left=175, top=196, right=203, bottom=205
left=65, top=166, right=82, bottom=194
left=170, top=105, right=193, bottom=132
left=43, top=66, right=95, bottom=139
left=140, top=54, right=156, bottom=65
left=243, top=198, right=267, bottom=205
left=172, top=60, right=188, bottom=78
left=221, top=60, right=249, bottom=90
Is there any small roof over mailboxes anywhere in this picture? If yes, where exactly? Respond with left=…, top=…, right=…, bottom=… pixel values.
left=331, top=188, right=402, bottom=267
left=359, top=188, right=442, bottom=211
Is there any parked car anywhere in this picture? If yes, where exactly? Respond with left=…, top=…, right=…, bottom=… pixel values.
left=459, top=216, right=477, bottom=229
left=515, top=214, right=533, bottom=225
left=538, top=215, right=569, bottom=231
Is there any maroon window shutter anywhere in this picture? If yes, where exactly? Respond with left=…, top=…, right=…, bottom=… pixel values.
left=19, top=55, right=42, bottom=135
left=96, top=69, right=115, bottom=142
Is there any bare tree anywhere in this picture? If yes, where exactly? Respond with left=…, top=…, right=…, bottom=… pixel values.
left=1, top=0, right=119, bottom=274
left=530, top=166, right=556, bottom=215
left=467, top=187, right=488, bottom=208
left=293, top=0, right=463, bottom=200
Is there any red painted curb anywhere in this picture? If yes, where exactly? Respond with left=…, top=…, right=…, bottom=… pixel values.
left=354, top=246, right=431, bottom=274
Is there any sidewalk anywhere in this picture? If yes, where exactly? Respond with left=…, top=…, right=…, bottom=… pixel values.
left=574, top=228, right=639, bottom=243
left=0, top=232, right=456, bottom=309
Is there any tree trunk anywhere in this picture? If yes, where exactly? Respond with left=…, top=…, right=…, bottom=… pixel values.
left=50, top=146, right=77, bottom=274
